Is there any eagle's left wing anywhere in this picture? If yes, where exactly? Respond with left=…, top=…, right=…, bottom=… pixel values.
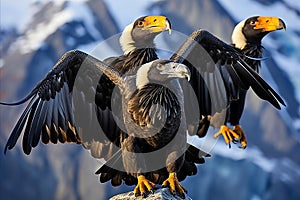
left=1, top=50, right=124, bottom=158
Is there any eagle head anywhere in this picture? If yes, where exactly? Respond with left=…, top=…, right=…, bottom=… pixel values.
left=232, top=16, right=285, bottom=49
left=136, top=59, right=190, bottom=89
left=120, top=16, right=171, bottom=54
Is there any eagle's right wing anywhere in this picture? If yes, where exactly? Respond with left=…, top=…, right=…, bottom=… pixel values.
left=170, top=30, right=285, bottom=135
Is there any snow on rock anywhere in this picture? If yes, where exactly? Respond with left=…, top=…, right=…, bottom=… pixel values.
left=11, top=8, right=73, bottom=54
left=109, top=188, right=192, bottom=200
left=8, top=1, right=100, bottom=54
left=1, top=0, right=38, bottom=31
left=66, top=1, right=101, bottom=39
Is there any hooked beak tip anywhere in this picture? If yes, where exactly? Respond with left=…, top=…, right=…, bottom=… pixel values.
left=279, top=19, right=286, bottom=31
left=166, top=19, right=172, bottom=35
left=186, top=74, right=190, bottom=81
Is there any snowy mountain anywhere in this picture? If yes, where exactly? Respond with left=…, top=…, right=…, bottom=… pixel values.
left=1, top=0, right=299, bottom=200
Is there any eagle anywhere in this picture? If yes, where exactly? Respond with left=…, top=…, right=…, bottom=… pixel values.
left=213, top=16, right=286, bottom=148
left=101, top=59, right=193, bottom=197
left=1, top=15, right=285, bottom=198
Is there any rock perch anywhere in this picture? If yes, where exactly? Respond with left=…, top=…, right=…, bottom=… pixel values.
left=109, top=188, right=192, bottom=200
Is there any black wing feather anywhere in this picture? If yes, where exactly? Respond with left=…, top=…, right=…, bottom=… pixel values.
left=3, top=95, right=38, bottom=153
left=237, top=60, right=285, bottom=107
left=28, top=99, right=44, bottom=147
left=22, top=98, right=40, bottom=154
left=2, top=50, right=123, bottom=159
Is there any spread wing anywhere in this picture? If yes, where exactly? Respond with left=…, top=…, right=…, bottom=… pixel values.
left=2, top=50, right=124, bottom=159
left=170, top=30, right=285, bottom=135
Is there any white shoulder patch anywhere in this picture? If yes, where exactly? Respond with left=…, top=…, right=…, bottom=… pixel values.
left=231, top=19, right=247, bottom=50
left=135, top=61, right=153, bottom=89
left=119, top=23, right=136, bottom=54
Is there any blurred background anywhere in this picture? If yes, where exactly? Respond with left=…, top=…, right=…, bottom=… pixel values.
left=0, top=0, right=299, bottom=199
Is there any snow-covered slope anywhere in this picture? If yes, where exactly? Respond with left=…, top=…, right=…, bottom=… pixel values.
left=1, top=0, right=38, bottom=32
left=11, top=2, right=102, bottom=54
left=0, top=1, right=119, bottom=199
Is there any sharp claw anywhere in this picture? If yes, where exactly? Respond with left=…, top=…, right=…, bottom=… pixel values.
left=162, top=172, right=187, bottom=199
left=171, top=190, right=177, bottom=197
left=232, top=138, right=238, bottom=144
left=142, top=193, right=147, bottom=198
left=234, top=125, right=248, bottom=149
left=181, top=193, right=186, bottom=199
left=215, top=125, right=249, bottom=148
left=239, top=141, right=247, bottom=149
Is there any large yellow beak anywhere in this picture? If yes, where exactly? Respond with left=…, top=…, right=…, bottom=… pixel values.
left=254, top=16, right=286, bottom=32
left=142, top=16, right=172, bottom=34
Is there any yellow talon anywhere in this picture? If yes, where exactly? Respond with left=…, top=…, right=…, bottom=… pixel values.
left=233, top=125, right=247, bottom=149
left=214, top=125, right=240, bottom=148
left=134, top=175, right=155, bottom=197
left=214, top=125, right=248, bottom=149
left=162, top=172, right=186, bottom=198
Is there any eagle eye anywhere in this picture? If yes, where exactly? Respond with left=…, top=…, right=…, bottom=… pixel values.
left=250, top=20, right=256, bottom=25
left=138, top=21, right=144, bottom=27
left=157, top=64, right=165, bottom=70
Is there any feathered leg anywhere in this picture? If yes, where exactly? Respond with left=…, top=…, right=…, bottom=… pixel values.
left=214, top=89, right=248, bottom=148
left=122, top=136, right=156, bottom=197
